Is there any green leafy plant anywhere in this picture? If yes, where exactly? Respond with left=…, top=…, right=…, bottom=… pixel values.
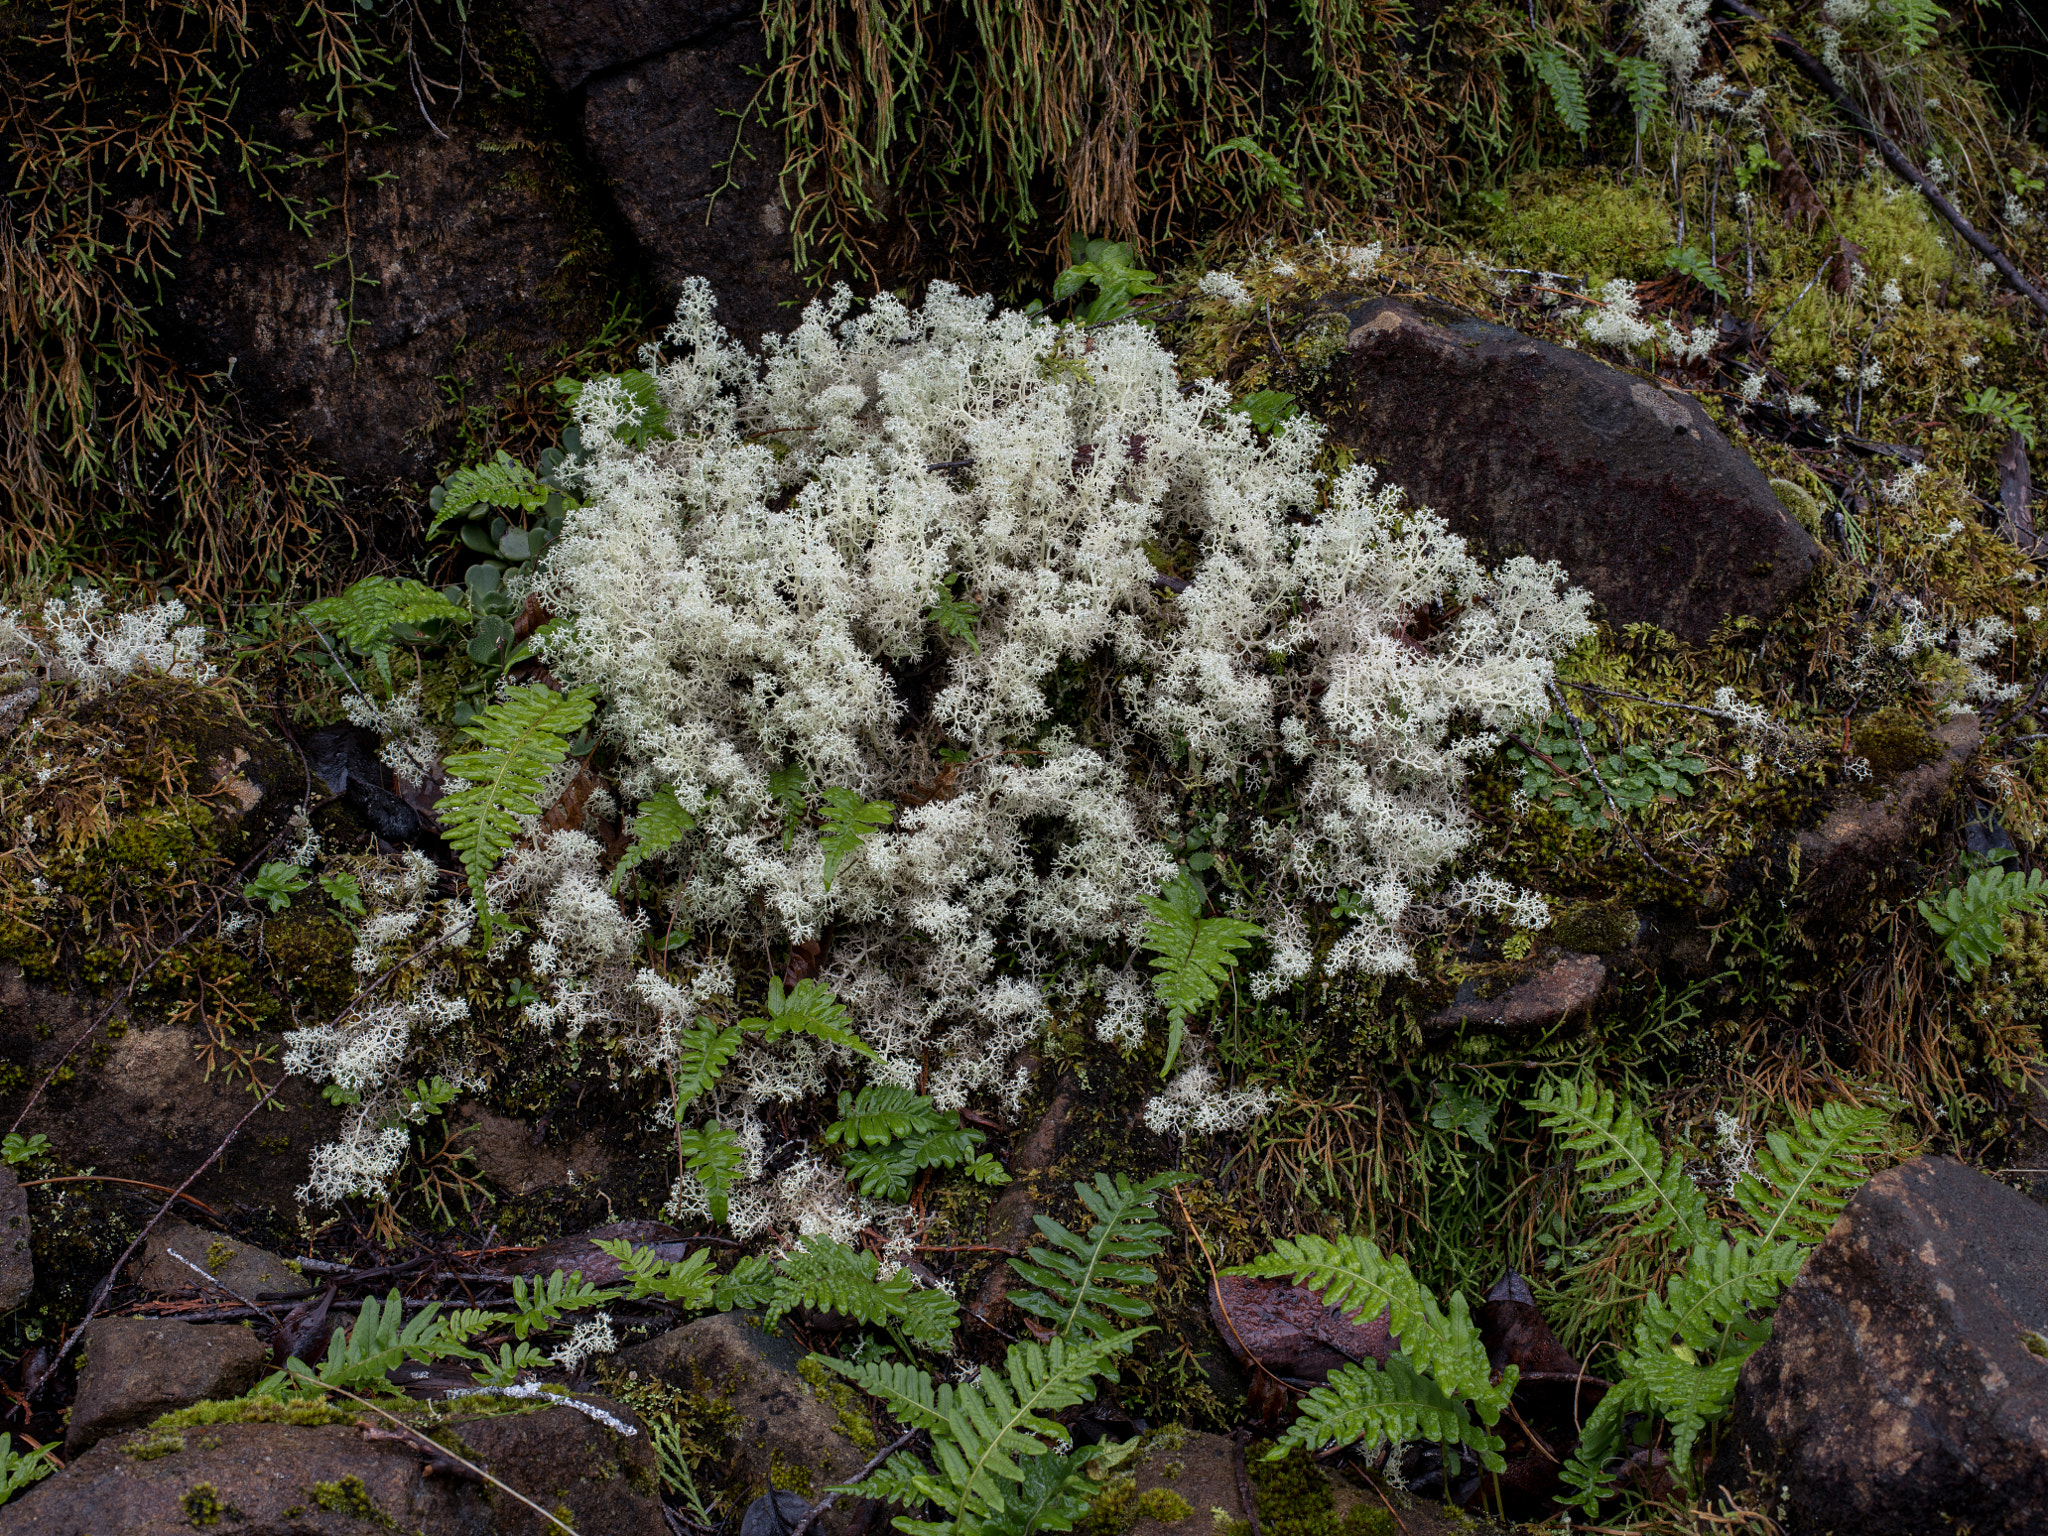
left=0, top=1134, right=48, bottom=1167
left=1607, top=51, right=1667, bottom=137
left=0, top=1436, right=56, bottom=1504
left=1504, top=717, right=1705, bottom=829
left=1961, top=385, right=2038, bottom=449
left=301, top=576, right=471, bottom=683
left=824, top=1335, right=1129, bottom=1534
left=434, top=685, right=599, bottom=943
left=740, top=977, right=878, bottom=1059
left=265, top=1289, right=495, bottom=1394
left=764, top=1235, right=960, bottom=1348
left=1230, top=389, right=1299, bottom=435
left=676, top=1123, right=746, bottom=1226
left=1665, top=243, right=1730, bottom=301
left=1526, top=1075, right=1890, bottom=1507
left=1205, top=136, right=1305, bottom=211
left=927, top=579, right=982, bottom=654
left=1007, top=1171, right=1185, bottom=1341
left=318, top=871, right=366, bottom=916
left=1227, top=1234, right=1515, bottom=1475
left=426, top=449, right=552, bottom=537
left=1879, top=0, right=1947, bottom=53
left=504, top=1268, right=623, bottom=1340
left=822, top=1086, right=1007, bottom=1201
left=554, top=369, right=674, bottom=450
left=1050, top=238, right=1164, bottom=327
left=1138, top=871, right=1263, bottom=1075
left=243, top=861, right=310, bottom=913
left=1919, top=864, right=2048, bottom=981
left=1530, top=48, right=1589, bottom=140
left=610, top=787, right=699, bottom=893
left=820, top=786, right=894, bottom=887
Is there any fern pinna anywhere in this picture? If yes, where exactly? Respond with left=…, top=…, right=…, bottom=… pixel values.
left=1138, top=871, right=1262, bottom=1075
left=1526, top=1074, right=1888, bottom=1507
left=1007, top=1171, right=1185, bottom=1341
left=435, top=684, right=597, bottom=942
left=1226, top=1234, right=1514, bottom=1476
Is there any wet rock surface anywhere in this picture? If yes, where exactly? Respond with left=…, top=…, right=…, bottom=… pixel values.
left=454, top=1102, right=616, bottom=1195
left=63, top=1318, right=269, bottom=1456
left=1709, top=1155, right=2048, bottom=1533
left=1318, top=296, right=1821, bottom=643
left=509, top=0, right=758, bottom=90
left=1207, top=1274, right=1396, bottom=1382
left=611, top=1311, right=876, bottom=1536
left=1430, top=950, right=1607, bottom=1032
left=2, top=1398, right=661, bottom=1535
left=0, top=1166, right=31, bottom=1314
left=1796, top=711, right=1980, bottom=903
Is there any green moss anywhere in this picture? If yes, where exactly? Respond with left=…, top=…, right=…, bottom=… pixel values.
left=1549, top=901, right=1637, bottom=955
left=1484, top=173, right=1675, bottom=282
left=1770, top=478, right=1823, bottom=536
left=124, top=1428, right=186, bottom=1460
left=1855, top=707, right=1942, bottom=779
left=181, top=1482, right=225, bottom=1526
left=768, top=1449, right=815, bottom=1496
left=798, top=1354, right=878, bottom=1452
left=1835, top=185, right=1953, bottom=288
left=1132, top=1488, right=1193, bottom=1522
left=312, top=1473, right=391, bottom=1526
left=146, top=1395, right=357, bottom=1432
left=204, top=1239, right=234, bottom=1273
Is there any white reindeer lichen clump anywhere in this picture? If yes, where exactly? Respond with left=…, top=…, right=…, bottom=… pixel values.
left=527, top=281, right=1588, bottom=1089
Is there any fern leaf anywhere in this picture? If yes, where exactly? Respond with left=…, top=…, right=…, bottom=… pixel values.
left=1224, top=1234, right=1511, bottom=1422
left=743, top=977, right=877, bottom=1060
left=428, top=449, right=551, bottom=537
left=302, top=576, right=469, bottom=657
left=1524, top=1075, right=1715, bottom=1247
left=769, top=1236, right=960, bottom=1347
left=1138, top=872, right=1262, bottom=1076
left=1275, top=1355, right=1506, bottom=1476
left=824, top=1085, right=953, bottom=1148
left=1881, top=0, right=1946, bottom=53
left=1920, top=866, right=2046, bottom=981
left=590, top=1239, right=719, bottom=1307
left=436, top=685, right=598, bottom=943
left=1009, top=1171, right=1184, bottom=1341
left=555, top=369, right=673, bottom=450
left=819, top=786, right=892, bottom=887
left=959, top=1445, right=1101, bottom=1536
left=714, top=1254, right=775, bottom=1312
left=672, top=1020, right=743, bottom=1116
left=677, top=1123, right=744, bottom=1226
left=610, top=787, right=697, bottom=892
left=1609, top=52, right=1667, bottom=133
left=1733, top=1100, right=1889, bottom=1245
left=1532, top=48, right=1590, bottom=140
left=1557, top=1376, right=1643, bottom=1514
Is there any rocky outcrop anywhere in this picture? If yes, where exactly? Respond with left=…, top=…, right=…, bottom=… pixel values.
left=1207, top=1275, right=1396, bottom=1383
left=63, top=1318, right=270, bottom=1456
left=130, top=1220, right=309, bottom=1304
left=1796, top=711, right=1979, bottom=903
left=1316, top=297, right=1821, bottom=644
left=580, top=26, right=808, bottom=347
left=2, top=1398, right=661, bottom=1535
left=1709, top=1156, right=2048, bottom=1533
left=611, top=1312, right=876, bottom=1536
left=454, top=1102, right=615, bottom=1195
left=1429, top=950, right=1607, bottom=1032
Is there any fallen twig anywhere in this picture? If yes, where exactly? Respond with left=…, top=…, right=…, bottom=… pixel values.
left=788, top=1426, right=919, bottom=1536
left=163, top=1247, right=280, bottom=1323
left=18, top=1176, right=222, bottom=1220
left=1711, top=0, right=2048, bottom=322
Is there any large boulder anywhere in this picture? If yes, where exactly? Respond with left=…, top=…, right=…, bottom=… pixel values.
left=580, top=27, right=809, bottom=348
left=1709, top=1156, right=2048, bottom=1533
left=1314, top=297, right=1821, bottom=644
left=64, top=1318, right=270, bottom=1456
left=2, top=1397, right=662, bottom=1535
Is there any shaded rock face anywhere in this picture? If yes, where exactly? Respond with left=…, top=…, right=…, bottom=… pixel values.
left=130, top=1219, right=309, bottom=1304
left=168, top=121, right=620, bottom=489
left=510, top=0, right=759, bottom=91
left=1710, top=1156, right=2048, bottom=1534
left=455, top=1101, right=615, bottom=1195
left=1796, top=711, right=1979, bottom=904
left=0, top=1167, right=30, bottom=1315
left=2, top=1400, right=661, bottom=1535
left=1430, top=950, right=1606, bottom=1033
left=64, top=1318, right=269, bottom=1456
left=580, top=26, right=809, bottom=347
left=1316, top=297, right=1820, bottom=643
left=612, top=1312, right=875, bottom=1536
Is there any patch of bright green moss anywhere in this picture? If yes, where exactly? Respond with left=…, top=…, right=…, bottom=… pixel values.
left=798, top=1353, right=879, bottom=1452
left=1484, top=173, right=1675, bottom=282
left=312, top=1473, right=391, bottom=1526
left=147, top=1395, right=357, bottom=1432
left=181, top=1482, right=225, bottom=1526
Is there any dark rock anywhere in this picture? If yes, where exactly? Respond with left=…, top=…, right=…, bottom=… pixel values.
left=510, top=1221, right=687, bottom=1285
left=1430, top=950, right=1606, bottom=1032
left=510, top=0, right=758, bottom=91
left=968, top=1073, right=1070, bottom=1328
left=453, top=1102, right=614, bottom=1195
left=300, top=722, right=449, bottom=858
left=612, top=1311, right=875, bottom=1536
left=1207, top=1274, right=1395, bottom=1383
left=1317, top=297, right=1820, bottom=644
left=63, top=1318, right=269, bottom=1456
left=0, top=1166, right=30, bottom=1314
left=740, top=1489, right=813, bottom=1536
left=1709, top=1155, right=2048, bottom=1534
left=167, top=120, right=621, bottom=491
left=1796, top=712, right=1978, bottom=904
left=2, top=1398, right=661, bottom=1535
left=130, top=1219, right=309, bottom=1304
left=581, top=28, right=808, bottom=348
left=1121, top=1431, right=1246, bottom=1535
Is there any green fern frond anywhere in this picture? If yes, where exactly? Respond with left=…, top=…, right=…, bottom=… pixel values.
left=555, top=369, right=673, bottom=449
left=436, top=685, right=598, bottom=943
left=302, top=576, right=469, bottom=657
left=742, top=977, right=877, bottom=1060
left=1880, top=0, right=1946, bottom=52
left=820, top=786, right=892, bottom=887
left=1531, top=48, right=1589, bottom=140
left=677, top=1123, right=744, bottom=1226
left=1524, top=1075, right=1715, bottom=1247
left=770, top=1236, right=960, bottom=1348
left=610, top=787, right=698, bottom=892
left=1608, top=51, right=1667, bottom=133
left=507, top=1269, right=622, bottom=1339
left=1225, top=1235, right=1510, bottom=1422
left=715, top=1254, right=776, bottom=1312
left=428, top=449, right=551, bottom=537
left=826, top=1335, right=1130, bottom=1530
left=1275, top=1354, right=1506, bottom=1477
left=1920, top=866, right=2047, bottom=982
left=672, top=1020, right=743, bottom=1116
left=841, top=1127, right=999, bottom=1202
left=1734, top=1100, right=1890, bottom=1245
left=1008, top=1171, right=1185, bottom=1341
left=824, top=1085, right=953, bottom=1147
left=1557, top=1377, right=1644, bottom=1513
left=590, top=1239, right=719, bottom=1307
left=1138, top=872, right=1262, bottom=1076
